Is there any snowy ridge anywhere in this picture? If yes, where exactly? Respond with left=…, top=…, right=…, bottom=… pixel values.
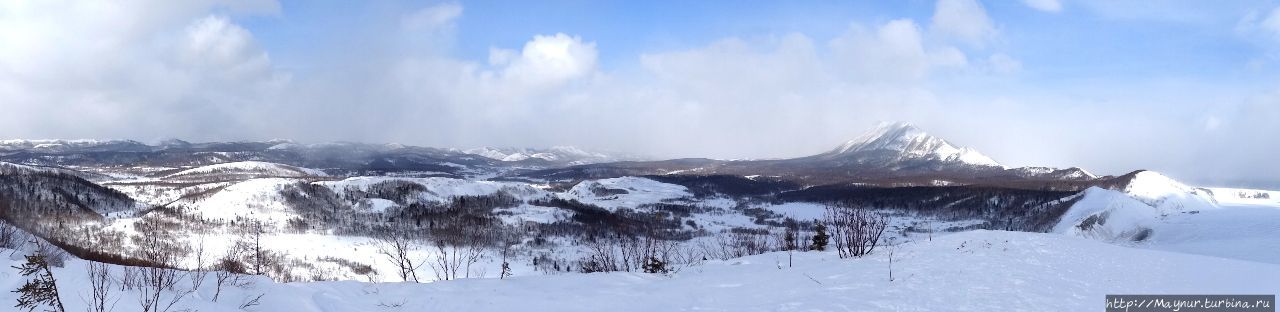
left=1010, top=166, right=1097, bottom=180
left=463, top=146, right=612, bottom=164
left=1054, top=187, right=1160, bottom=242
left=165, top=161, right=327, bottom=179
left=0, top=139, right=145, bottom=151
left=0, top=161, right=113, bottom=182
left=828, top=122, right=1002, bottom=167
left=1121, top=171, right=1217, bottom=213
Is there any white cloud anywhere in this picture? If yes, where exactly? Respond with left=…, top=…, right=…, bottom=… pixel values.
left=930, top=0, right=997, bottom=46
left=829, top=19, right=970, bottom=82
left=0, top=0, right=283, bottom=140
left=1022, top=0, right=1062, bottom=13
left=401, top=2, right=462, bottom=32
left=830, top=20, right=930, bottom=81
left=181, top=16, right=272, bottom=80
left=499, top=33, right=598, bottom=89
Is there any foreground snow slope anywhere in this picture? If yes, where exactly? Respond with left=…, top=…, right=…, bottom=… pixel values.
left=4, top=230, right=1275, bottom=312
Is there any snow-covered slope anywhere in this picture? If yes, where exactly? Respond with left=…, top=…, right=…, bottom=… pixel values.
left=1053, top=187, right=1161, bottom=242
left=5, top=230, right=1275, bottom=312
left=1121, top=171, right=1217, bottom=212
left=825, top=122, right=1002, bottom=167
left=172, top=178, right=301, bottom=223
left=0, top=161, right=114, bottom=182
left=559, top=177, right=692, bottom=211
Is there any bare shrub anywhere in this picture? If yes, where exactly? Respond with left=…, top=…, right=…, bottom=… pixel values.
left=131, top=231, right=193, bottom=312
left=825, top=205, right=889, bottom=259
left=578, top=234, right=682, bottom=274
left=701, top=230, right=774, bottom=261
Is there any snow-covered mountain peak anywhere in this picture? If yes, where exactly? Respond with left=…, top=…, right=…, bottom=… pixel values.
left=828, top=122, right=1001, bottom=167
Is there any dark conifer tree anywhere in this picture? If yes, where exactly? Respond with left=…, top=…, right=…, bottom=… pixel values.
left=811, top=224, right=829, bottom=251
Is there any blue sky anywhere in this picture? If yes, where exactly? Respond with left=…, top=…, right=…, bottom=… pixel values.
left=242, top=1, right=1276, bottom=82
left=2, top=0, right=1280, bottom=186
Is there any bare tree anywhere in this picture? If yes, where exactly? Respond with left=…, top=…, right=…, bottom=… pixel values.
left=83, top=262, right=117, bottom=312
left=189, top=237, right=209, bottom=291
left=373, top=231, right=422, bottom=282
left=825, top=205, right=890, bottom=259
left=428, top=227, right=488, bottom=281
left=246, top=221, right=266, bottom=276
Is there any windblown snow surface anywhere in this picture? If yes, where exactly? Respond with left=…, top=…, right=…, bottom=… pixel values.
left=2, top=230, right=1275, bottom=311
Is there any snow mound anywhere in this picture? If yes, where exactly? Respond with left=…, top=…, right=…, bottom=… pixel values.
left=165, top=161, right=327, bottom=179
left=560, top=177, right=691, bottom=211
left=1054, top=187, right=1160, bottom=242
left=1122, top=171, right=1217, bottom=212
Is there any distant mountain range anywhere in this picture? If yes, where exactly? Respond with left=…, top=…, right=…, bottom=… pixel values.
left=518, top=122, right=1098, bottom=189
left=0, top=122, right=1098, bottom=188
